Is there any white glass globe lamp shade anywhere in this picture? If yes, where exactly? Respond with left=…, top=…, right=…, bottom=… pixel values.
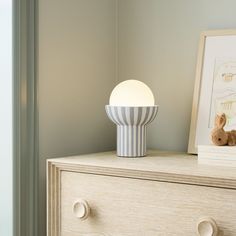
left=105, top=80, right=158, bottom=157
left=109, top=80, right=155, bottom=106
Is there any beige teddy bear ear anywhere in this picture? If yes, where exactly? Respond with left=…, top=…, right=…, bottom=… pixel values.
left=215, top=113, right=226, bottom=128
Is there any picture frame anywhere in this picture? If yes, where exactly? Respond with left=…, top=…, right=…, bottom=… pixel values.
left=188, top=29, right=236, bottom=154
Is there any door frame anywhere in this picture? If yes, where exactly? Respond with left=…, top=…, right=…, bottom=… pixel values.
left=13, top=0, right=38, bottom=235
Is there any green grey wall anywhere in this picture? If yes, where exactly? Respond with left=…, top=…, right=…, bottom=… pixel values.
left=38, top=0, right=116, bottom=235
left=118, top=0, right=236, bottom=151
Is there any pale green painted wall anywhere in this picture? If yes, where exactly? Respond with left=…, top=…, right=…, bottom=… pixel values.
left=38, top=0, right=117, bottom=235
left=118, top=0, right=236, bottom=151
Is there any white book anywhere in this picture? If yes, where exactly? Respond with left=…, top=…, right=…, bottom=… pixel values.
left=198, top=145, right=236, bottom=167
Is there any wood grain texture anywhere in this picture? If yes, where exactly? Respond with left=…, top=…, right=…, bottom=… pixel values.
left=198, top=145, right=236, bottom=167
left=48, top=150, right=236, bottom=189
left=47, top=162, right=61, bottom=236
left=47, top=150, right=236, bottom=236
left=60, top=171, right=236, bottom=236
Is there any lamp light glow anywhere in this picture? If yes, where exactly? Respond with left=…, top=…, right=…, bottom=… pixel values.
left=105, top=80, right=158, bottom=157
left=109, top=80, right=155, bottom=106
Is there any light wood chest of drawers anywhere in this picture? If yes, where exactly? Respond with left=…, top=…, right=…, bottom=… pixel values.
left=47, top=150, right=236, bottom=236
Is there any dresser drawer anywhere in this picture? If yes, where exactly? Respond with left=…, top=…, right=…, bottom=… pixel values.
left=60, top=171, right=236, bottom=236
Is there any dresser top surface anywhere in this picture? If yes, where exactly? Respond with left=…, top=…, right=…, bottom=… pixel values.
left=48, top=150, right=236, bottom=187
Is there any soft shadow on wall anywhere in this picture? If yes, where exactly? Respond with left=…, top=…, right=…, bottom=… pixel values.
left=38, top=1, right=117, bottom=236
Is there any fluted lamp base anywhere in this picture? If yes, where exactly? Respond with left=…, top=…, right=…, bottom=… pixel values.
left=105, top=105, right=158, bottom=157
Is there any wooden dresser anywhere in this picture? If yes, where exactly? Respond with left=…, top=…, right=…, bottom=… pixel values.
left=47, top=150, right=236, bottom=236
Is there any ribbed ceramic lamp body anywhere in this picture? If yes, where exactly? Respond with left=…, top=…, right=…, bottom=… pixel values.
left=105, top=106, right=158, bottom=157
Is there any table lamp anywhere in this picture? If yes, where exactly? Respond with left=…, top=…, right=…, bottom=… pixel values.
left=105, top=80, right=158, bottom=157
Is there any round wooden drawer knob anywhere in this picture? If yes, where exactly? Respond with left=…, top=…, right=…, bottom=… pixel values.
left=73, top=199, right=90, bottom=220
left=197, top=217, right=218, bottom=236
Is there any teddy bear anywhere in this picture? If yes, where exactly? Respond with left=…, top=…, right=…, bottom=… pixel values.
left=211, top=113, right=236, bottom=146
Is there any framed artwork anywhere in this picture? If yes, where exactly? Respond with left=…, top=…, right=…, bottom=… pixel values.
left=188, top=30, right=236, bottom=154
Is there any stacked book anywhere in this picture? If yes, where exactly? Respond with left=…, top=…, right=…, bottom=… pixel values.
left=198, top=145, right=236, bottom=167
